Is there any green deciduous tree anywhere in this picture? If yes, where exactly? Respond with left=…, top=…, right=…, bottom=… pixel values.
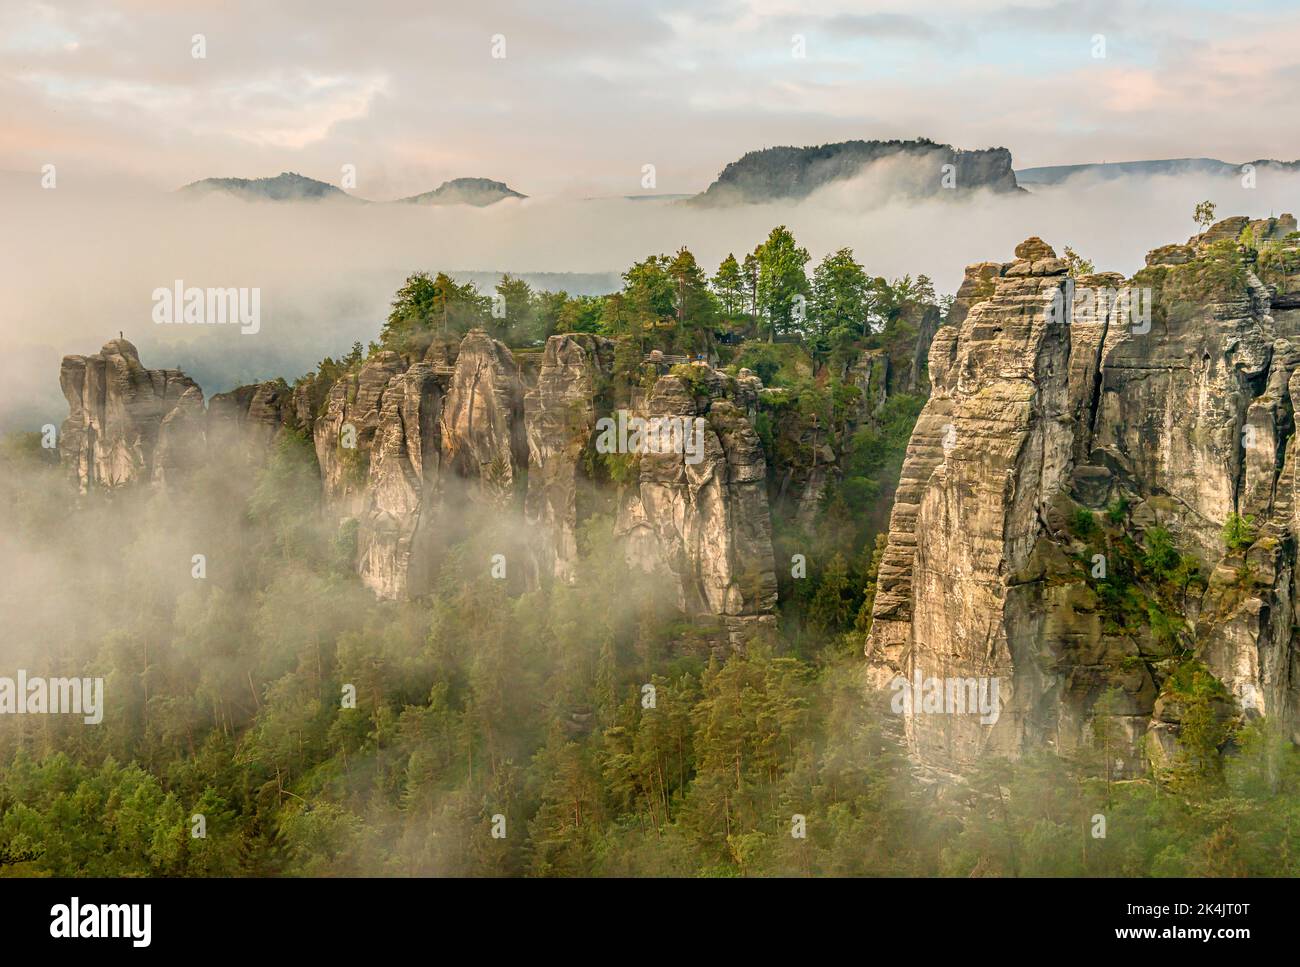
left=755, top=226, right=810, bottom=341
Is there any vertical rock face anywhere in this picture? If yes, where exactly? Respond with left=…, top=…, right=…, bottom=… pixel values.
left=153, top=386, right=209, bottom=486
left=309, top=330, right=533, bottom=599
left=59, top=339, right=201, bottom=492
left=867, top=238, right=1074, bottom=769
left=439, top=330, right=527, bottom=497
left=208, top=381, right=297, bottom=459
left=868, top=221, right=1300, bottom=776
left=314, top=351, right=406, bottom=516
left=356, top=363, right=444, bottom=599
left=60, top=341, right=300, bottom=493
left=617, top=367, right=778, bottom=646
left=1088, top=258, right=1272, bottom=558
left=524, top=334, right=614, bottom=584
left=55, top=330, right=781, bottom=636
left=307, top=330, right=532, bottom=600
left=310, top=349, right=452, bottom=600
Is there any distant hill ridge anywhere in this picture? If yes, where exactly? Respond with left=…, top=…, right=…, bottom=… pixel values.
left=180, top=171, right=352, bottom=201
left=1015, top=157, right=1300, bottom=185
left=692, top=137, right=1022, bottom=205
left=179, top=171, right=526, bottom=205
left=395, top=177, right=526, bottom=206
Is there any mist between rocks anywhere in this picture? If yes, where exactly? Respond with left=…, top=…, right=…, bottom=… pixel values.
left=5, top=159, right=1300, bottom=432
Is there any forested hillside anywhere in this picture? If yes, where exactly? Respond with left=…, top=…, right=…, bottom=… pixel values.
left=3, top=223, right=1300, bottom=877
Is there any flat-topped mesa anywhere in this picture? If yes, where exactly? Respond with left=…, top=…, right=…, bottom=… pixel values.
left=694, top=138, right=1021, bottom=205
left=868, top=220, right=1300, bottom=777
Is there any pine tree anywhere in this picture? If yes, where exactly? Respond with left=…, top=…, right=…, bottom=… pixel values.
left=755, top=226, right=810, bottom=341
left=713, top=253, right=745, bottom=317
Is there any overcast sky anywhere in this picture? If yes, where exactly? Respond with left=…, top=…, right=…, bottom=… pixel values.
left=5, top=0, right=1300, bottom=199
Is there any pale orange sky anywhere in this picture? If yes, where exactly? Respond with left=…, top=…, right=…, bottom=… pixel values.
left=4, top=0, right=1300, bottom=198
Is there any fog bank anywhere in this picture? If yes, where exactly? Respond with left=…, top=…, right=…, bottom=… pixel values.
left=4, top=160, right=1298, bottom=431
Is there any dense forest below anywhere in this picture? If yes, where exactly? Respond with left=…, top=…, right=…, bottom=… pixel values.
left=3, top=224, right=1299, bottom=877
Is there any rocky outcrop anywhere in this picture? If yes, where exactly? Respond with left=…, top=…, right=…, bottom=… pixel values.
left=866, top=238, right=1074, bottom=770
left=356, top=363, right=444, bottom=599
left=617, top=367, right=778, bottom=648
left=310, top=332, right=529, bottom=599
left=298, top=331, right=777, bottom=622
left=947, top=261, right=1000, bottom=329
left=524, top=334, right=614, bottom=584
left=152, top=386, right=209, bottom=487
left=314, top=351, right=407, bottom=515
left=207, top=380, right=297, bottom=467
left=60, top=340, right=301, bottom=493
left=439, top=330, right=527, bottom=501
left=56, top=329, right=783, bottom=638
left=867, top=221, right=1300, bottom=776
left=59, top=338, right=201, bottom=492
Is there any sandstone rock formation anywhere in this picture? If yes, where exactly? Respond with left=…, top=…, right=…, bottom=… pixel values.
left=59, top=339, right=301, bottom=493
left=55, top=328, right=786, bottom=643
left=356, top=362, right=444, bottom=599
left=616, top=366, right=778, bottom=648
left=207, top=380, right=297, bottom=466
left=438, top=329, right=527, bottom=500
left=60, top=338, right=201, bottom=492
left=867, top=221, right=1300, bottom=777
left=314, top=332, right=780, bottom=637
left=314, top=351, right=407, bottom=516
left=524, top=333, right=614, bottom=584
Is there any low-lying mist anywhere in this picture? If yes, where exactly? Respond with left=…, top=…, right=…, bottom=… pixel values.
left=5, top=158, right=1298, bottom=431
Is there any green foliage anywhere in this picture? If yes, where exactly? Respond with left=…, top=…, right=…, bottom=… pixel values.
left=554, top=294, right=605, bottom=335
left=1079, top=519, right=1201, bottom=651
left=1141, top=526, right=1180, bottom=580
left=1222, top=512, right=1256, bottom=551
left=381, top=271, right=491, bottom=353
left=494, top=274, right=538, bottom=344
left=1062, top=246, right=1096, bottom=277
left=732, top=342, right=785, bottom=385
left=811, top=248, right=872, bottom=336
left=1194, top=199, right=1217, bottom=231
left=1160, top=661, right=1232, bottom=794
left=712, top=253, right=746, bottom=318
left=1070, top=508, right=1098, bottom=539
left=6, top=227, right=1296, bottom=881
left=754, top=225, right=811, bottom=340
left=669, top=362, right=712, bottom=397
left=1106, top=497, right=1129, bottom=524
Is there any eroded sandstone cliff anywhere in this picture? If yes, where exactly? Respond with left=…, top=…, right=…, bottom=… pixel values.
left=867, top=218, right=1300, bottom=777
left=616, top=366, right=778, bottom=648
left=59, top=338, right=295, bottom=492
left=59, top=330, right=785, bottom=644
